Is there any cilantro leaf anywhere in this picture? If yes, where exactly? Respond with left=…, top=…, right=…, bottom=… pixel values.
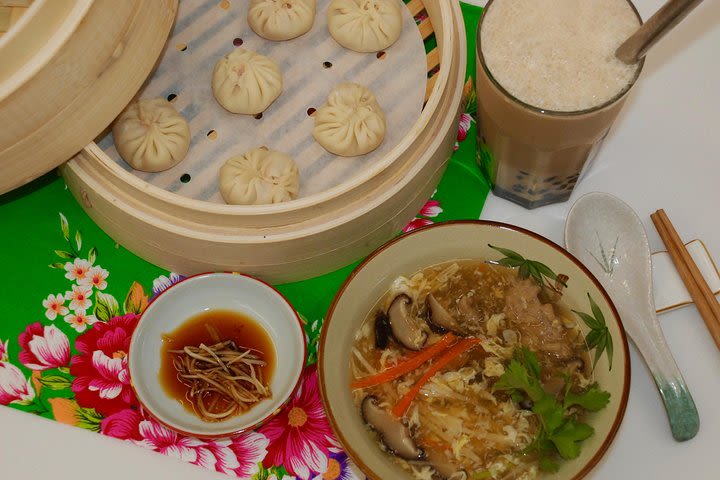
left=533, top=395, right=565, bottom=433
left=494, top=358, right=545, bottom=402
left=514, top=346, right=541, bottom=379
left=564, top=383, right=611, bottom=412
left=550, top=420, right=594, bottom=459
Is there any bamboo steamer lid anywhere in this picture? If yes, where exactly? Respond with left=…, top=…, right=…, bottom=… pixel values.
left=60, top=0, right=467, bottom=283
left=0, top=0, right=178, bottom=194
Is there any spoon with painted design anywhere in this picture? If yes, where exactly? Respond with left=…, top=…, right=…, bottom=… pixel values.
left=564, top=192, right=699, bottom=441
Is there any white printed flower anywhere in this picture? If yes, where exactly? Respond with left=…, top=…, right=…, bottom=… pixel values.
left=42, top=293, right=69, bottom=321
left=64, top=309, right=98, bottom=333
left=0, top=361, right=35, bottom=405
left=64, top=258, right=93, bottom=283
left=66, top=284, right=93, bottom=311
left=82, top=266, right=109, bottom=290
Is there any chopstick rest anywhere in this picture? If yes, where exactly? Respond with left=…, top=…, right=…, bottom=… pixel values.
left=652, top=239, right=720, bottom=314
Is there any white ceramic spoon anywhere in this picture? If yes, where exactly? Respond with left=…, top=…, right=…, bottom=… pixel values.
left=564, top=192, right=699, bottom=441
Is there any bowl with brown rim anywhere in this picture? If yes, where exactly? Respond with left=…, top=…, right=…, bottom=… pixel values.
left=318, top=220, right=629, bottom=480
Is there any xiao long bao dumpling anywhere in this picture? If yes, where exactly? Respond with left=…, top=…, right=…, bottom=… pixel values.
left=219, top=147, right=300, bottom=205
left=313, top=83, right=386, bottom=157
left=327, top=0, right=403, bottom=53
left=212, top=48, right=283, bottom=115
left=112, top=98, right=191, bottom=173
left=248, top=0, right=316, bottom=41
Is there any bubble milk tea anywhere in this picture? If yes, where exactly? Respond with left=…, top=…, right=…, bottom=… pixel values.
left=476, top=0, right=643, bottom=209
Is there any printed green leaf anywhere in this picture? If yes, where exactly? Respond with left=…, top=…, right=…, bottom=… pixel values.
left=488, top=244, right=524, bottom=260
left=496, top=257, right=526, bottom=268
left=533, top=262, right=567, bottom=286
left=588, top=293, right=605, bottom=326
left=54, top=250, right=76, bottom=260
left=49, top=263, right=65, bottom=269
left=489, top=244, right=565, bottom=287
left=88, top=246, right=97, bottom=265
left=76, top=406, right=103, bottom=432
left=38, top=375, right=72, bottom=390
left=573, top=309, right=602, bottom=330
left=574, top=294, right=613, bottom=371
left=59, top=213, right=69, bottom=241
left=94, top=292, right=119, bottom=322
left=75, top=230, right=82, bottom=252
left=124, top=281, right=148, bottom=315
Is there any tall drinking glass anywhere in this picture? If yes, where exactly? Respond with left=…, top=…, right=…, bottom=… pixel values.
left=475, top=0, right=645, bottom=209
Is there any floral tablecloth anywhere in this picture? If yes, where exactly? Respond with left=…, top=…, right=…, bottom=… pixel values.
left=0, top=3, right=486, bottom=479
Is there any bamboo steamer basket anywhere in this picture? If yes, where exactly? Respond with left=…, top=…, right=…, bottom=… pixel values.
left=61, top=0, right=467, bottom=283
left=0, top=0, right=177, bottom=194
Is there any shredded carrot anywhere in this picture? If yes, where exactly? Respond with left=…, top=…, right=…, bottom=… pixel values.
left=392, top=337, right=484, bottom=417
left=351, top=332, right=457, bottom=389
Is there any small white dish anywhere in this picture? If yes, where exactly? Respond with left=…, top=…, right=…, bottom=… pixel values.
left=129, top=272, right=306, bottom=438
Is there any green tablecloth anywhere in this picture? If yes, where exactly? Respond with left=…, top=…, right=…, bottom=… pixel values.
left=0, top=3, right=487, bottom=479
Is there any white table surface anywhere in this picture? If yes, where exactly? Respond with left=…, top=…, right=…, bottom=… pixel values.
left=2, top=0, right=719, bottom=479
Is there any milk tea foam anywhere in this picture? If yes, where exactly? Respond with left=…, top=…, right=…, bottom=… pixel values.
left=480, top=0, right=641, bottom=112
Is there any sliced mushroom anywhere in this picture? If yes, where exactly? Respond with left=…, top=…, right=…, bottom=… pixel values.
left=426, top=294, right=467, bottom=335
left=374, top=310, right=391, bottom=349
left=423, top=445, right=466, bottom=480
left=387, top=294, right=427, bottom=350
left=361, top=395, right=425, bottom=460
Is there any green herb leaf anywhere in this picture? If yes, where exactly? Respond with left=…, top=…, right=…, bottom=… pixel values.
left=496, top=257, right=526, bottom=268
left=538, top=456, right=560, bottom=472
left=564, top=383, right=611, bottom=412
left=533, top=395, right=565, bottom=433
left=514, top=346, right=541, bottom=379
left=550, top=420, right=594, bottom=459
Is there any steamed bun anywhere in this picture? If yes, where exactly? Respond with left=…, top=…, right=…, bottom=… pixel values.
left=313, top=83, right=386, bottom=157
left=212, top=48, right=283, bottom=115
left=327, top=0, right=403, bottom=53
left=112, top=98, right=191, bottom=173
left=219, top=147, right=300, bottom=205
left=248, top=0, right=316, bottom=41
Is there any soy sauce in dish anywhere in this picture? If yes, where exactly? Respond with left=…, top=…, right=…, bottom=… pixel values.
left=160, top=309, right=276, bottom=421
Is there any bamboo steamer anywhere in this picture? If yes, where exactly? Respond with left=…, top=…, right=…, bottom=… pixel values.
left=0, top=0, right=177, bottom=194
left=61, top=0, right=467, bottom=283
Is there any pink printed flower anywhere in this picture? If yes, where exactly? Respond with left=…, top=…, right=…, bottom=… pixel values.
left=70, top=313, right=139, bottom=415
left=64, top=309, right=98, bottom=333
left=66, top=284, right=93, bottom=311
left=403, top=217, right=434, bottom=233
left=0, top=361, right=35, bottom=405
left=260, top=365, right=338, bottom=480
left=101, top=408, right=143, bottom=440
left=18, top=323, right=70, bottom=371
left=81, top=266, right=109, bottom=290
left=102, top=409, right=269, bottom=477
left=64, top=258, right=93, bottom=283
left=457, top=112, right=473, bottom=143
left=418, top=199, right=443, bottom=218
left=42, top=293, right=69, bottom=321
left=0, top=339, right=7, bottom=362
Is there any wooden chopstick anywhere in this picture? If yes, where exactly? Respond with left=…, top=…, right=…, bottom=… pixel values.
left=650, top=209, right=720, bottom=349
